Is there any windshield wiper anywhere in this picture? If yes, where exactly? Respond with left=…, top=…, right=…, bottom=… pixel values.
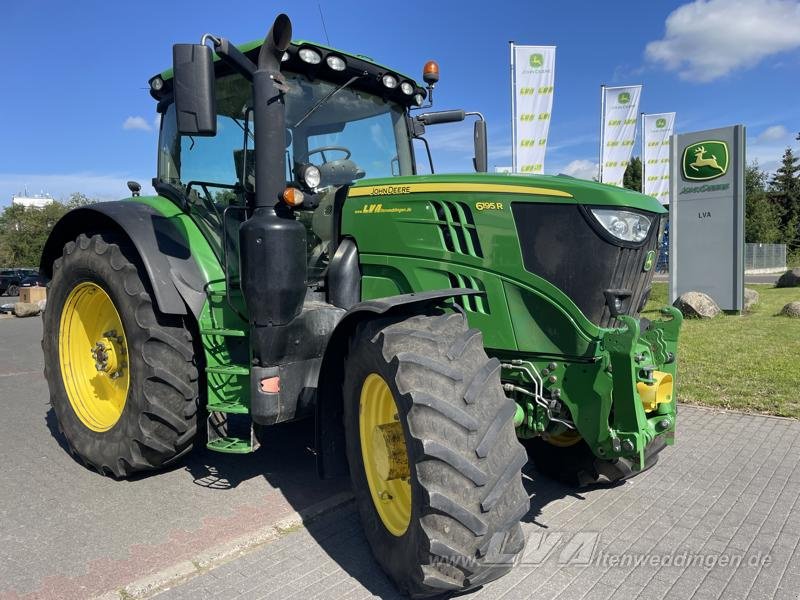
left=294, top=73, right=365, bottom=128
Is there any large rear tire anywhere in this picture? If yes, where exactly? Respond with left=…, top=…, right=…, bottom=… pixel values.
left=42, top=233, right=199, bottom=477
left=343, top=311, right=529, bottom=597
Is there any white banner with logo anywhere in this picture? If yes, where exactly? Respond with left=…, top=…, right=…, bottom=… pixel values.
left=511, top=44, right=556, bottom=174
left=600, top=85, right=642, bottom=186
left=642, top=112, right=675, bottom=203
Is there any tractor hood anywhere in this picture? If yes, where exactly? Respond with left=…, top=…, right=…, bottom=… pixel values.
left=343, top=172, right=665, bottom=337
left=348, top=173, right=668, bottom=214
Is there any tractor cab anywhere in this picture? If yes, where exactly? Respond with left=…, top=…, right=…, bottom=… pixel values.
left=150, top=40, right=484, bottom=286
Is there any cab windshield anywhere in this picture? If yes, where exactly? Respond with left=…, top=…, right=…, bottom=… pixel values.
left=157, top=71, right=413, bottom=194
left=157, top=71, right=414, bottom=276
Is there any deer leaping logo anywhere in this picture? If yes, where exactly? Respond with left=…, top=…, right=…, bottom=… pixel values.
left=682, top=140, right=729, bottom=181
left=689, top=146, right=723, bottom=173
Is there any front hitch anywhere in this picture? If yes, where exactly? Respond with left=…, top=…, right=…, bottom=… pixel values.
left=602, top=307, right=682, bottom=469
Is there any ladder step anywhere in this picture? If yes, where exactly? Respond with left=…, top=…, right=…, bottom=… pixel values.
left=206, top=437, right=254, bottom=454
left=200, top=327, right=247, bottom=337
left=206, top=365, right=249, bottom=376
left=206, top=400, right=249, bottom=414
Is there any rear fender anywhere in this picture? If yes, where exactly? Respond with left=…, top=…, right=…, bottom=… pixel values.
left=40, top=200, right=208, bottom=318
left=315, top=288, right=481, bottom=478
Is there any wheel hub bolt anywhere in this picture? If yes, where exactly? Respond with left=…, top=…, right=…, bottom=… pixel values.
left=90, top=336, right=124, bottom=376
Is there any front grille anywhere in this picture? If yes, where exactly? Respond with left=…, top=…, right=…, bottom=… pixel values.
left=511, top=203, right=659, bottom=328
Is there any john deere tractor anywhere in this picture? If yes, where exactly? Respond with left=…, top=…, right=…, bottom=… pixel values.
left=41, top=14, right=681, bottom=597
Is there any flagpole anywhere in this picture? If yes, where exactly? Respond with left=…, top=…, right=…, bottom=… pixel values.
left=510, top=41, right=516, bottom=172
left=641, top=112, right=646, bottom=194
left=599, top=85, right=605, bottom=182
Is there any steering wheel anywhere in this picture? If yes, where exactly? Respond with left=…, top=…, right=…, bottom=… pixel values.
left=303, top=145, right=351, bottom=164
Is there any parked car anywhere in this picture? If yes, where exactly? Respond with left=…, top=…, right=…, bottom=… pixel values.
left=0, top=269, right=29, bottom=296
left=0, top=268, right=38, bottom=295
left=20, top=273, right=49, bottom=288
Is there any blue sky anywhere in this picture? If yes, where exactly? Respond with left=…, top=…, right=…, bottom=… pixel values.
left=1, top=0, right=799, bottom=205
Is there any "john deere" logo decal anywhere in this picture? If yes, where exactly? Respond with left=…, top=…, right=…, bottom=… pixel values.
left=682, top=141, right=729, bottom=181
left=655, top=117, right=667, bottom=128
left=529, top=53, right=544, bottom=68
left=617, top=92, right=630, bottom=105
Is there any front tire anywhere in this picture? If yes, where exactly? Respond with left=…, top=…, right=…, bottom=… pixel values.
left=343, top=312, right=529, bottom=597
left=7, top=284, right=19, bottom=297
left=42, top=233, right=199, bottom=477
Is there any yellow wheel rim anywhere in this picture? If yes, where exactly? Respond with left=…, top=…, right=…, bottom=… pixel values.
left=359, top=373, right=412, bottom=536
left=545, top=429, right=582, bottom=447
left=58, top=282, right=130, bottom=432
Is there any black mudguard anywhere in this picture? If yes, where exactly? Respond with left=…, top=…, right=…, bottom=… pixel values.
left=40, top=201, right=206, bottom=318
left=314, top=288, right=481, bottom=479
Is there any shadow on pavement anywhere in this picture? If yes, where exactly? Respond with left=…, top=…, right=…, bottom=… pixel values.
left=45, top=404, right=589, bottom=598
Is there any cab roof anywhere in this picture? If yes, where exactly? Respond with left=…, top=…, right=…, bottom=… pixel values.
left=148, top=38, right=426, bottom=107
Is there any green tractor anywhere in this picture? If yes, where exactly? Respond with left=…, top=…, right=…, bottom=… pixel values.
left=41, top=14, right=681, bottom=597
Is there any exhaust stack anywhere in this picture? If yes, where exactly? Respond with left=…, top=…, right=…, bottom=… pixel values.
left=239, top=14, right=308, bottom=366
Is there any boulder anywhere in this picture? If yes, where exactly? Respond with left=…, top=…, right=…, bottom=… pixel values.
left=673, top=291, right=721, bottom=319
left=776, top=268, right=800, bottom=288
left=13, top=302, right=41, bottom=318
left=779, top=301, right=800, bottom=318
left=743, top=288, right=760, bottom=312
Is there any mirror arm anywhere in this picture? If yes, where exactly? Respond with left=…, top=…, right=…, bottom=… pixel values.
left=416, top=137, right=435, bottom=174
left=212, top=37, right=257, bottom=82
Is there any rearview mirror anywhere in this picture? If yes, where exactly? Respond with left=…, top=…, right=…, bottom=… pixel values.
left=473, top=119, right=487, bottom=173
left=172, top=44, right=217, bottom=136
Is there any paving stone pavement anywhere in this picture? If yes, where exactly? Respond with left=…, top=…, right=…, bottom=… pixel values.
left=155, top=406, right=800, bottom=600
left=0, top=318, right=348, bottom=600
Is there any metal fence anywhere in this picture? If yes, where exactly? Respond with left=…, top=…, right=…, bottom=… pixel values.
left=745, top=243, right=786, bottom=272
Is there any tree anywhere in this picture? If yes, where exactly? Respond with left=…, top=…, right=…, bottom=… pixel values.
left=0, top=194, right=98, bottom=268
left=65, top=192, right=97, bottom=208
left=745, top=162, right=782, bottom=243
left=623, top=156, right=642, bottom=192
left=769, top=147, right=800, bottom=247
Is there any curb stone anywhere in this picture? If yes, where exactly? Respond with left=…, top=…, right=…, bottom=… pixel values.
left=92, top=491, right=354, bottom=600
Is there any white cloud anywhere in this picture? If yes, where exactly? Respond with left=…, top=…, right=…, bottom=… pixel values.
left=558, top=159, right=598, bottom=181
left=756, top=124, right=790, bottom=142
left=645, top=0, right=800, bottom=82
left=123, top=116, right=152, bottom=132
left=0, top=172, right=153, bottom=206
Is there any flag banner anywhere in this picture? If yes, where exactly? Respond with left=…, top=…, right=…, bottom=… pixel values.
left=642, top=112, right=675, bottom=204
left=600, top=85, right=642, bottom=187
left=511, top=44, right=556, bottom=174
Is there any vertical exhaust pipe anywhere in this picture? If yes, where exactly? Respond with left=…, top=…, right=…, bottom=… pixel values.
left=239, top=14, right=308, bottom=367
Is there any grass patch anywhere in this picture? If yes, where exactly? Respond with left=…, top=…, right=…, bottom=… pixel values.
left=642, top=283, right=800, bottom=418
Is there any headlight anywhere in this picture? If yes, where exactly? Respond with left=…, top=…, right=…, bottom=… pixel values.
left=299, top=48, right=321, bottom=64
left=590, top=208, right=652, bottom=243
left=301, top=164, right=321, bottom=189
left=326, top=55, right=346, bottom=71
left=414, top=93, right=424, bottom=106
left=382, top=74, right=398, bottom=89
left=400, top=81, right=414, bottom=95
